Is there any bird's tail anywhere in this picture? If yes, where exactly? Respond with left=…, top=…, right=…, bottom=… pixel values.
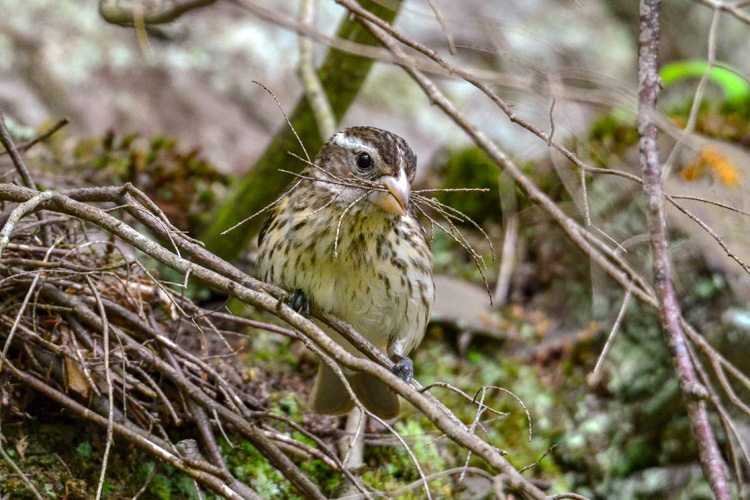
left=309, top=363, right=400, bottom=419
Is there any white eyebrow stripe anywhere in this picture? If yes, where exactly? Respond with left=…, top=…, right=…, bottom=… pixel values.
left=330, top=132, right=375, bottom=154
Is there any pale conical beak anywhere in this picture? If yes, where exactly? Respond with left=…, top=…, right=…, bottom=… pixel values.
left=368, top=168, right=410, bottom=216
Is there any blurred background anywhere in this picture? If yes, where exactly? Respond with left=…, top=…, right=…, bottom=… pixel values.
left=5, top=0, right=748, bottom=170
left=2, top=0, right=750, bottom=498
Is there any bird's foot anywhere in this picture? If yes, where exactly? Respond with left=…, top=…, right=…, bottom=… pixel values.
left=288, top=289, right=311, bottom=316
left=391, top=356, right=414, bottom=383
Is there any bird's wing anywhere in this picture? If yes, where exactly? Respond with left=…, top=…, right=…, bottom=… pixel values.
left=257, top=197, right=287, bottom=248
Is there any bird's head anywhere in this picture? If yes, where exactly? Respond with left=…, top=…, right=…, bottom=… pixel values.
left=313, top=127, right=417, bottom=217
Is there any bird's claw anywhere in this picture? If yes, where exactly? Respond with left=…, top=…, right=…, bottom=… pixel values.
left=391, top=356, right=414, bottom=383
left=288, top=289, right=311, bottom=316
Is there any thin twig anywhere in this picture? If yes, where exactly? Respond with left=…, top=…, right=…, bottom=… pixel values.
left=591, top=287, right=632, bottom=375
left=0, top=417, right=45, bottom=500
left=0, top=118, right=68, bottom=156
left=86, top=275, right=115, bottom=500
left=424, top=0, right=456, bottom=54
left=637, top=2, right=731, bottom=497
left=0, top=111, right=37, bottom=189
left=0, top=192, right=55, bottom=257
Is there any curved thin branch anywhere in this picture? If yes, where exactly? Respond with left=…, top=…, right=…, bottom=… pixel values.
left=98, top=0, right=217, bottom=26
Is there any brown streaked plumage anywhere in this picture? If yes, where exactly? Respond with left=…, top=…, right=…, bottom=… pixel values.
left=256, top=126, right=434, bottom=419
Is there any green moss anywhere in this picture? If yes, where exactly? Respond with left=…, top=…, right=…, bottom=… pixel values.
left=587, top=113, right=639, bottom=156
left=432, top=147, right=502, bottom=225
left=223, top=438, right=307, bottom=499
left=360, top=422, right=450, bottom=498
left=0, top=418, right=210, bottom=499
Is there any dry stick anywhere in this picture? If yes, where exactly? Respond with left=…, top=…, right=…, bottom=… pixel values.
left=332, top=0, right=610, bottom=185
left=131, top=365, right=182, bottom=425
left=276, top=329, right=377, bottom=500
left=693, top=0, right=750, bottom=25
left=367, top=412, right=434, bottom=500
left=132, top=0, right=152, bottom=57
left=334, top=190, right=370, bottom=257
left=367, top=466, right=495, bottom=500
left=492, top=475, right=508, bottom=500
left=0, top=118, right=68, bottom=156
left=128, top=343, right=325, bottom=500
left=86, top=275, right=116, bottom=500
left=637, top=2, right=731, bottom=499
left=0, top=185, right=544, bottom=498
left=0, top=191, right=56, bottom=256
left=183, top=302, right=299, bottom=339
left=711, top=358, right=750, bottom=418
left=665, top=194, right=750, bottom=274
left=0, top=185, right=539, bottom=498
left=420, top=381, right=507, bottom=419
left=0, top=232, right=64, bottom=373
left=0, top=112, right=52, bottom=246
left=69, top=333, right=102, bottom=397
left=0, top=314, right=64, bottom=357
left=519, top=444, right=558, bottom=473
left=335, top=3, right=740, bottom=497
left=184, top=376, right=263, bottom=500
left=336, top=407, right=366, bottom=498
left=493, top=214, right=517, bottom=306
left=670, top=194, right=750, bottom=217
left=461, top=387, right=490, bottom=481
left=415, top=194, right=495, bottom=257
left=37, top=280, right=316, bottom=498
left=3, top=360, right=247, bottom=500
left=260, top=415, right=349, bottom=473
left=132, top=464, right=158, bottom=500
left=219, top=195, right=288, bottom=236
left=0, top=429, right=45, bottom=500
left=252, top=80, right=310, bottom=163
left=0, top=272, right=42, bottom=372
left=261, top=429, right=339, bottom=469
left=0, top=111, right=37, bottom=190
left=424, top=0, right=456, bottom=54
left=688, top=341, right=750, bottom=498
left=591, top=287, right=632, bottom=375
left=338, top=0, right=658, bottom=313
left=682, top=314, right=750, bottom=424
left=411, top=202, right=491, bottom=297
left=87, top=295, right=263, bottom=412
left=474, top=386, right=532, bottom=443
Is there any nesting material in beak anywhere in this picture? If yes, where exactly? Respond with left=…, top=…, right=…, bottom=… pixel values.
left=368, top=168, right=409, bottom=216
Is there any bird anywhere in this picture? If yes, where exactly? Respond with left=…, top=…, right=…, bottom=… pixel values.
left=256, top=126, right=434, bottom=419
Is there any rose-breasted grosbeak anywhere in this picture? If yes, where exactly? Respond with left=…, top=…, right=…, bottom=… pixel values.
left=256, top=126, right=434, bottom=419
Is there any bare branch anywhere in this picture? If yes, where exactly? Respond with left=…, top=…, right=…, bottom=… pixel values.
left=637, top=1, right=731, bottom=498
left=98, top=0, right=217, bottom=26
left=0, top=118, right=68, bottom=157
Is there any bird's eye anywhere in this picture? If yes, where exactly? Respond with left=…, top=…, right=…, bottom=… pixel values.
left=356, top=152, right=372, bottom=170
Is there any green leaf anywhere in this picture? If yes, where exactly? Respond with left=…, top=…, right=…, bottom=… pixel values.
left=661, top=60, right=750, bottom=105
